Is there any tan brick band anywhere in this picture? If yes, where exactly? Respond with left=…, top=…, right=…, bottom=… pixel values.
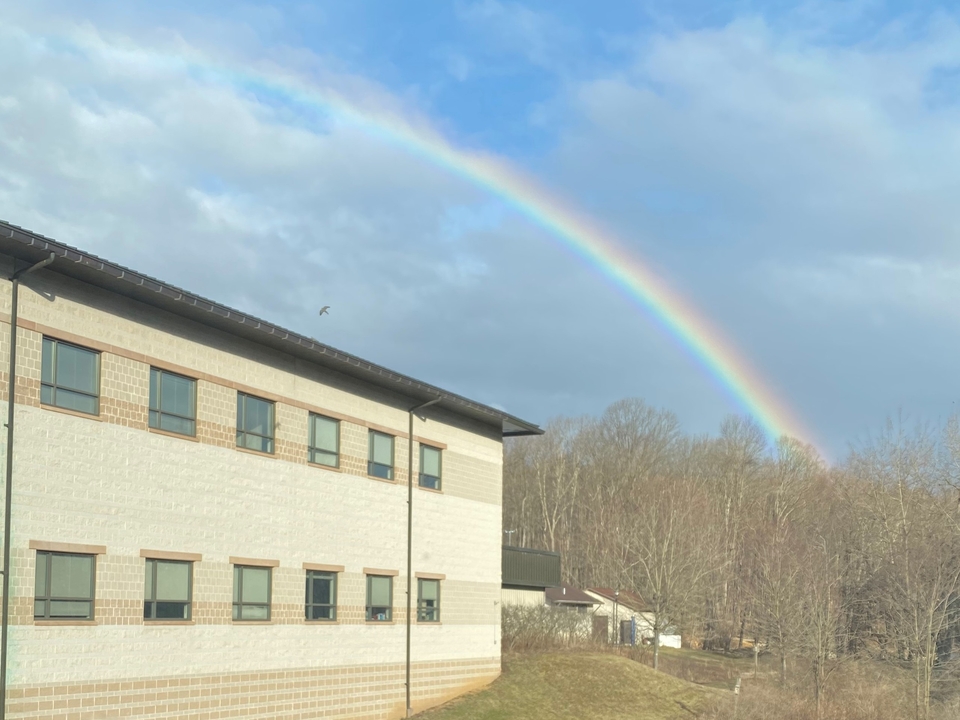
left=228, top=556, right=279, bottom=568
left=140, top=549, right=203, bottom=562
left=3, top=316, right=448, bottom=448
left=0, top=327, right=502, bottom=507
left=6, top=657, right=500, bottom=720
left=363, top=567, right=399, bottom=577
left=28, top=540, right=106, bottom=555
left=303, top=562, right=345, bottom=572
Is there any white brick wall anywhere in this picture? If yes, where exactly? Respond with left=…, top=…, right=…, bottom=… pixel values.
left=0, top=269, right=508, bottom=708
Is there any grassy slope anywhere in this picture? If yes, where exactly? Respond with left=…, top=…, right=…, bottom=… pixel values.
left=416, top=652, right=723, bottom=720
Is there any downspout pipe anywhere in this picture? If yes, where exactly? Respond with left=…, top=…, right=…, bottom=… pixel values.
left=0, top=253, right=54, bottom=720
left=406, top=396, right=441, bottom=718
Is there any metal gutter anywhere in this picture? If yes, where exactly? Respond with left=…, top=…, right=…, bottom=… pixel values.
left=0, top=220, right=542, bottom=437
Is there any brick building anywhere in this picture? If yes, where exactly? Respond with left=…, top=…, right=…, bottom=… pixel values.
left=0, top=221, right=541, bottom=720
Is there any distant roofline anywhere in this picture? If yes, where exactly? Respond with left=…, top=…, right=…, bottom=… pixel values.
left=586, top=587, right=651, bottom=612
left=501, top=545, right=560, bottom=558
left=0, top=220, right=543, bottom=437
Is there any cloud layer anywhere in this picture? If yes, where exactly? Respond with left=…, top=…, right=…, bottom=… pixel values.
left=3, top=2, right=960, bottom=457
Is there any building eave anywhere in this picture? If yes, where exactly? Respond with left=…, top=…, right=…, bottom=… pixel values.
left=0, top=220, right=543, bottom=437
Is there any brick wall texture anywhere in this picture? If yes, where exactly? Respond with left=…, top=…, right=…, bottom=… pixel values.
left=0, top=268, right=507, bottom=720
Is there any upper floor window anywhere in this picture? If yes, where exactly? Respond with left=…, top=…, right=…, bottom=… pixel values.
left=34, top=551, right=96, bottom=620
left=233, top=565, right=271, bottom=621
left=308, top=414, right=339, bottom=467
left=144, top=558, right=192, bottom=620
left=236, top=392, right=274, bottom=454
left=419, top=445, right=442, bottom=490
left=365, top=574, right=393, bottom=622
left=368, top=430, right=394, bottom=480
left=305, top=570, right=337, bottom=621
left=149, top=368, right=197, bottom=436
left=41, top=338, right=100, bottom=415
left=417, top=578, right=441, bottom=623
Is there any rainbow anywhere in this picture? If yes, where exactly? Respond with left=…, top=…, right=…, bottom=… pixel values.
left=52, top=28, right=815, bottom=447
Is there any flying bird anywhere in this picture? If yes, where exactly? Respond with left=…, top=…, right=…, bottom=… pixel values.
left=319, top=306, right=330, bottom=316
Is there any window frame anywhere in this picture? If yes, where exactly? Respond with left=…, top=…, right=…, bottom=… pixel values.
left=417, top=578, right=441, bottom=623
left=365, top=574, right=393, bottom=622
left=419, top=445, right=443, bottom=491
left=236, top=392, right=275, bottom=454
left=40, top=337, right=101, bottom=416
left=143, top=558, right=193, bottom=621
left=367, top=430, right=395, bottom=480
left=149, top=368, right=197, bottom=437
left=232, top=565, right=272, bottom=622
left=305, top=570, right=338, bottom=621
left=34, top=551, right=96, bottom=621
left=308, top=413, right=340, bottom=468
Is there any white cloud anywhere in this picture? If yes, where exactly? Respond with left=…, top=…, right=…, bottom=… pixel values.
left=0, top=8, right=637, bottom=428
left=0, top=17, right=494, bottom=342
left=550, top=14, right=960, bottom=261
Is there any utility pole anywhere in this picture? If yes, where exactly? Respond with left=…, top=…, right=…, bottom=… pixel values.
left=0, top=253, right=55, bottom=720
left=405, top=397, right=440, bottom=718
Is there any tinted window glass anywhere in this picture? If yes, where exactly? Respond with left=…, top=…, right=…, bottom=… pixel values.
left=40, top=338, right=100, bottom=415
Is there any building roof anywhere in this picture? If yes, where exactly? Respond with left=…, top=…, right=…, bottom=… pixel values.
left=587, top=588, right=652, bottom=612
left=0, top=220, right=542, bottom=437
left=545, top=584, right=599, bottom=606
left=502, top=546, right=561, bottom=589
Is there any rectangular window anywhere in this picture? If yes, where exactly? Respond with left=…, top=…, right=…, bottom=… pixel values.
left=419, top=445, right=442, bottom=490
left=233, top=565, right=271, bottom=621
left=368, top=431, right=394, bottom=480
left=149, top=368, right=197, bottom=436
left=144, top=559, right=192, bottom=620
left=365, top=575, right=393, bottom=622
left=305, top=570, right=337, bottom=621
left=417, top=578, right=441, bottom=622
left=40, top=338, right=100, bottom=415
left=308, top=414, right=340, bottom=467
left=236, top=393, right=275, bottom=454
left=34, top=551, right=95, bottom=620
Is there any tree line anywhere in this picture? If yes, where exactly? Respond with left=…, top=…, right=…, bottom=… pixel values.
left=503, top=399, right=960, bottom=720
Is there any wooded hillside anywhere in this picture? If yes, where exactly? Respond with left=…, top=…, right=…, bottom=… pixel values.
left=503, top=399, right=960, bottom=719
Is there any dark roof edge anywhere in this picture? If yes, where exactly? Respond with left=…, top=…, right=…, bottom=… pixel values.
left=502, top=545, right=561, bottom=557
left=0, top=220, right=542, bottom=437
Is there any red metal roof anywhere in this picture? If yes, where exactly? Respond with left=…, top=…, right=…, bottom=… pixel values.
left=545, top=584, right=599, bottom=605
left=586, top=587, right=651, bottom=612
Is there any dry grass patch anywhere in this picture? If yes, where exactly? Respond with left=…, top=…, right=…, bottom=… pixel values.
left=416, top=652, right=723, bottom=720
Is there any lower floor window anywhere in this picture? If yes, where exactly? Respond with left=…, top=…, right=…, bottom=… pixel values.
left=306, top=570, right=337, bottom=621
left=417, top=578, right=441, bottom=622
left=144, top=558, right=192, bottom=620
left=366, top=575, right=393, bottom=621
left=34, top=551, right=95, bottom=620
left=233, top=565, right=271, bottom=621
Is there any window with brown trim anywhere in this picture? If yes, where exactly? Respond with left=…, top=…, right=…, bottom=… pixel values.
left=305, top=570, right=337, bottom=620
left=236, top=393, right=274, bottom=453
left=365, top=574, right=393, bottom=621
left=233, top=564, right=271, bottom=621
left=41, top=338, right=100, bottom=415
left=417, top=578, right=441, bottom=622
left=149, top=368, right=197, bottom=436
left=144, top=558, right=192, bottom=620
left=419, top=445, right=442, bottom=490
left=34, top=551, right=96, bottom=620
left=308, top=414, right=339, bottom=467
left=368, top=430, right=394, bottom=480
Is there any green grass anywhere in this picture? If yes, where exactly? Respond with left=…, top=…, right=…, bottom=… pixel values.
left=415, top=652, right=725, bottom=720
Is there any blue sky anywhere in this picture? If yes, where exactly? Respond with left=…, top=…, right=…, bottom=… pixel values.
left=3, top=0, right=960, bottom=458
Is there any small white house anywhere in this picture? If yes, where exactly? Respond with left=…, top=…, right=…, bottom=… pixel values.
left=586, top=588, right=682, bottom=648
